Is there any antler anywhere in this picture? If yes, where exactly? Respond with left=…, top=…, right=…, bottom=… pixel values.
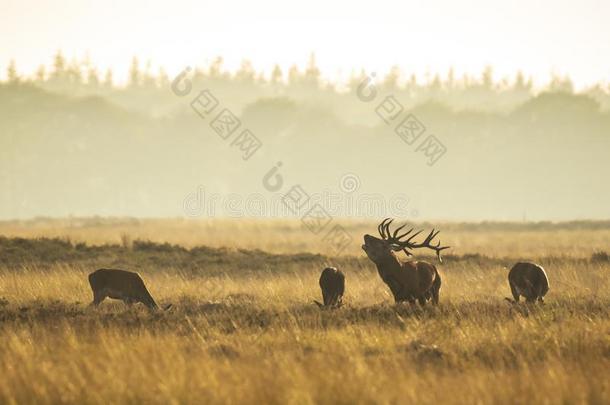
left=376, top=218, right=450, bottom=262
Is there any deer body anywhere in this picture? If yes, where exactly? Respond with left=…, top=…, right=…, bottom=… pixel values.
left=507, top=262, right=549, bottom=303
left=315, top=267, right=345, bottom=308
left=366, top=242, right=440, bottom=304
left=362, top=219, right=447, bottom=305
left=88, top=269, right=160, bottom=310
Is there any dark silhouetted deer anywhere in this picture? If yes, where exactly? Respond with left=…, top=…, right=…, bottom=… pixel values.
left=362, top=218, right=448, bottom=305
left=88, top=269, right=170, bottom=310
left=314, top=267, right=345, bottom=308
left=506, top=262, right=549, bottom=303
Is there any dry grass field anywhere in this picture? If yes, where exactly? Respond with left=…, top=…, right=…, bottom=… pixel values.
left=0, top=218, right=608, bottom=404
left=2, top=217, right=610, bottom=257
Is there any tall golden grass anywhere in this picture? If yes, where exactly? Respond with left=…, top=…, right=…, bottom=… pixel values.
left=0, top=219, right=608, bottom=404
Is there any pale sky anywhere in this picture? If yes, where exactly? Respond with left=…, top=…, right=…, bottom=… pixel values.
left=1, top=0, right=609, bottom=88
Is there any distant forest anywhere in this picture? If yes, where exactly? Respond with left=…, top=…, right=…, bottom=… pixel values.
left=1, top=52, right=609, bottom=221
left=3, top=51, right=610, bottom=114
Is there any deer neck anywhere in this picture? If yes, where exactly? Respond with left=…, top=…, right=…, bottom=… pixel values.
left=375, top=252, right=403, bottom=277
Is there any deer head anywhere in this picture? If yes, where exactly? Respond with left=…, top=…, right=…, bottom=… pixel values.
left=362, top=218, right=450, bottom=264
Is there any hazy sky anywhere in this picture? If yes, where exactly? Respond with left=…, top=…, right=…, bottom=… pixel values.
left=1, top=0, right=609, bottom=88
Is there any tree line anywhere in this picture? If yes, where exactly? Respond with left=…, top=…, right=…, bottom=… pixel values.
left=3, top=51, right=610, bottom=112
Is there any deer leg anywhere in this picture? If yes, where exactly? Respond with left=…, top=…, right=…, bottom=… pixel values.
left=90, top=291, right=105, bottom=307
left=418, top=296, right=427, bottom=306
left=431, top=287, right=440, bottom=305
left=524, top=287, right=536, bottom=303
left=533, top=284, right=544, bottom=304
left=393, top=294, right=407, bottom=304
left=431, top=272, right=441, bottom=305
left=432, top=290, right=439, bottom=305
left=510, top=284, right=520, bottom=303
left=522, top=279, right=536, bottom=303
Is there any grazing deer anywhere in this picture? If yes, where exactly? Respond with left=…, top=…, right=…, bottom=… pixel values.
left=88, top=269, right=170, bottom=310
left=362, top=218, right=448, bottom=305
left=506, top=262, right=549, bottom=303
left=314, top=267, right=345, bottom=308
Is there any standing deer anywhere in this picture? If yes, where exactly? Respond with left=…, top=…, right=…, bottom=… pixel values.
left=362, top=218, right=448, bottom=305
left=506, top=262, right=549, bottom=303
left=314, top=267, right=345, bottom=308
left=88, top=269, right=170, bottom=310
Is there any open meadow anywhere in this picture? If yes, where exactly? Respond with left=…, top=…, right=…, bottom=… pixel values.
left=3, top=1, right=610, bottom=403
left=0, top=219, right=608, bottom=404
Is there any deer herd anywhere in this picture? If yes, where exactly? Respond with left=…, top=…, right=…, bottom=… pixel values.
left=87, top=218, right=550, bottom=310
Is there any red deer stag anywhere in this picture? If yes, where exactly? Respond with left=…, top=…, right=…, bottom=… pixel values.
left=362, top=218, right=449, bottom=305
left=88, top=269, right=170, bottom=310
left=314, top=267, right=345, bottom=308
left=506, top=262, right=549, bottom=304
